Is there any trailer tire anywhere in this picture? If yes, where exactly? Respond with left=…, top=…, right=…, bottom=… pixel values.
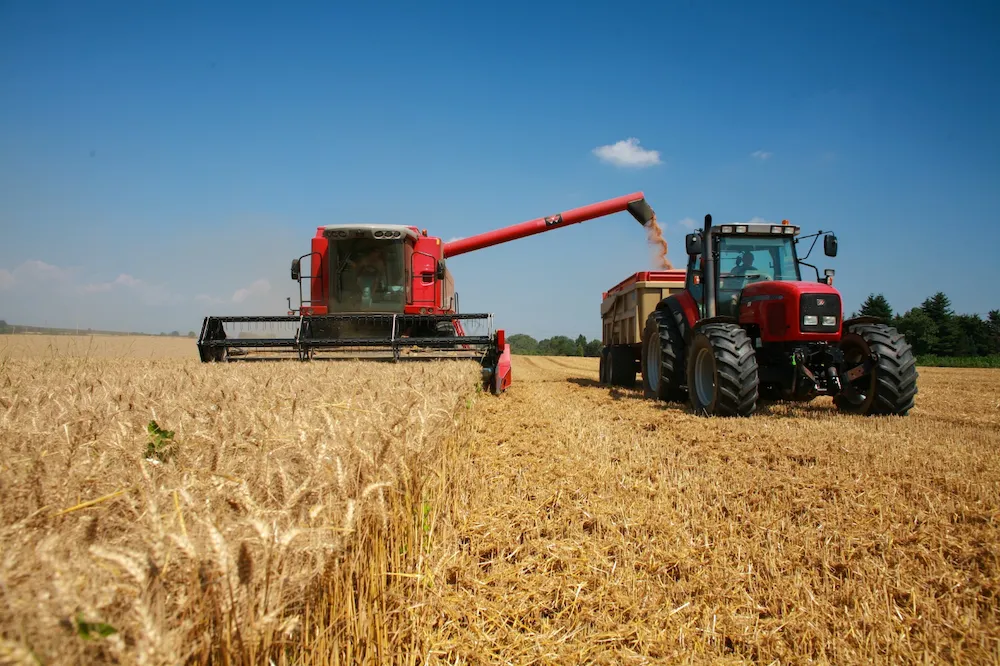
left=608, top=345, right=636, bottom=387
left=686, top=323, right=759, bottom=417
left=834, top=323, right=918, bottom=416
left=599, top=347, right=610, bottom=385
left=642, top=309, right=686, bottom=401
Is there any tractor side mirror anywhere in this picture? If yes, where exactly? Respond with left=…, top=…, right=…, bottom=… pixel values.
left=436, top=259, right=446, bottom=280
left=685, top=233, right=703, bottom=256
left=824, top=234, right=838, bottom=257
left=290, top=258, right=300, bottom=281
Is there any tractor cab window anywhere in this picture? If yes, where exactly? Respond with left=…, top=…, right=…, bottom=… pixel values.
left=330, top=239, right=407, bottom=312
left=689, top=235, right=801, bottom=318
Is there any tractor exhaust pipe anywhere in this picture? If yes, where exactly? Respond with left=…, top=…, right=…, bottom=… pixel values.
left=702, top=214, right=717, bottom=318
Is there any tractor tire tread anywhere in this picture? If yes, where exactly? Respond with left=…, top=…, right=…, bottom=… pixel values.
left=643, top=309, right=686, bottom=401
left=836, top=323, right=918, bottom=416
left=689, top=322, right=759, bottom=417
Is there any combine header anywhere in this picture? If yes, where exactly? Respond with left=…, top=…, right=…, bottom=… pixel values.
left=198, top=192, right=656, bottom=393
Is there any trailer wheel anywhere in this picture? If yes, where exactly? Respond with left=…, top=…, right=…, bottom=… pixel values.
left=599, top=347, right=609, bottom=384
left=642, top=309, right=686, bottom=401
left=686, top=323, right=759, bottom=417
left=608, top=345, right=636, bottom=387
left=834, top=323, right=918, bottom=416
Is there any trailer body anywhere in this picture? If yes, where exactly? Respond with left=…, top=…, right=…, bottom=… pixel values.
left=599, top=270, right=687, bottom=385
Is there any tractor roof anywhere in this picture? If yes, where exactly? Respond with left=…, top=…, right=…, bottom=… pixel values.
left=709, top=222, right=800, bottom=237
left=321, top=224, right=421, bottom=241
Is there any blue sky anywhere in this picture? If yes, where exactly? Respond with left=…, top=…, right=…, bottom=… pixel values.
left=1, top=0, right=998, bottom=339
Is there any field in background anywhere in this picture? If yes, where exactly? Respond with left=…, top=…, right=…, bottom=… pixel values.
left=1, top=335, right=998, bottom=664
left=0, top=333, right=198, bottom=359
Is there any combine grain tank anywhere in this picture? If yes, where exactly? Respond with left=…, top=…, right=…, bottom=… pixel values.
left=599, top=270, right=687, bottom=387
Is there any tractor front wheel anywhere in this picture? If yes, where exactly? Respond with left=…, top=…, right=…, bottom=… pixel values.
left=686, top=323, right=759, bottom=417
left=834, top=324, right=918, bottom=416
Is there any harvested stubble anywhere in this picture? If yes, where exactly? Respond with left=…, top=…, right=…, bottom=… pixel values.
left=0, top=337, right=482, bottom=665
left=423, top=357, right=1000, bottom=665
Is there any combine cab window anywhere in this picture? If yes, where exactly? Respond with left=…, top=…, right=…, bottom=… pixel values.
left=329, top=239, right=407, bottom=312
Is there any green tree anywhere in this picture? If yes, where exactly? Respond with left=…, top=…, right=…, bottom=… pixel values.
left=954, top=314, right=993, bottom=356
left=584, top=338, right=603, bottom=357
left=857, top=293, right=894, bottom=321
left=575, top=334, right=587, bottom=356
left=893, top=307, right=937, bottom=356
left=920, top=292, right=958, bottom=356
left=988, top=310, right=1000, bottom=354
left=508, top=334, right=539, bottom=355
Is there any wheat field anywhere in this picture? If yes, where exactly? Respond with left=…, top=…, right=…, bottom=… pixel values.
left=1, top=335, right=999, bottom=664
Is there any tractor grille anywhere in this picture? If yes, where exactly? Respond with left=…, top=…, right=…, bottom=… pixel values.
left=799, top=293, right=841, bottom=333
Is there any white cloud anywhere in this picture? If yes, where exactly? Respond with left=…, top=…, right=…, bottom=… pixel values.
left=592, top=138, right=662, bottom=168
left=0, top=269, right=13, bottom=290
left=447, top=236, right=464, bottom=243
left=751, top=150, right=773, bottom=161
left=677, top=217, right=698, bottom=230
left=195, top=294, right=224, bottom=305
left=232, top=279, right=270, bottom=303
left=745, top=216, right=771, bottom=224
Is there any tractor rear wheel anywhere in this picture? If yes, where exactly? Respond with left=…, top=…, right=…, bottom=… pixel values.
left=834, top=323, right=918, bottom=416
left=641, top=309, right=686, bottom=401
left=686, top=323, right=759, bottom=417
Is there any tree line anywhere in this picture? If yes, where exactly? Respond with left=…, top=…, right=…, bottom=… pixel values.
left=855, top=292, right=1000, bottom=358
left=508, top=334, right=603, bottom=357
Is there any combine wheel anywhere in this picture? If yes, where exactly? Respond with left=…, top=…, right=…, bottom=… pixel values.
left=834, top=324, right=918, bottom=416
left=686, top=323, right=759, bottom=417
left=641, top=309, right=686, bottom=401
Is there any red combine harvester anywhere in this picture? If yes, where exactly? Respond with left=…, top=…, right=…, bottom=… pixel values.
left=198, top=192, right=656, bottom=393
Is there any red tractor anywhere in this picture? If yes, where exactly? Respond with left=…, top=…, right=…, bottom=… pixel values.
left=198, top=192, right=656, bottom=394
left=641, top=215, right=918, bottom=416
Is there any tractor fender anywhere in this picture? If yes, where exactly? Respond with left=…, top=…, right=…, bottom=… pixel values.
left=842, top=315, right=886, bottom=330
left=692, top=316, right=739, bottom=331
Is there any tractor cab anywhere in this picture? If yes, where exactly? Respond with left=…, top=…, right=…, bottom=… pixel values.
left=684, top=220, right=837, bottom=318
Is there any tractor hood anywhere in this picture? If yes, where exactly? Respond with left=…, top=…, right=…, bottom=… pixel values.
left=740, top=280, right=840, bottom=303
left=739, top=280, right=843, bottom=342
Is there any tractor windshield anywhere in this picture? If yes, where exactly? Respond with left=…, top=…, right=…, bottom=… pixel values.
left=687, top=234, right=802, bottom=318
left=329, top=239, right=407, bottom=312
left=717, top=236, right=801, bottom=284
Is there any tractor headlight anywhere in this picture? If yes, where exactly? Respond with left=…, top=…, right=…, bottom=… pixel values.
left=771, top=225, right=783, bottom=234
left=803, top=315, right=818, bottom=326
left=722, top=225, right=734, bottom=233
left=784, top=226, right=795, bottom=234
left=822, top=315, right=837, bottom=327
left=735, top=225, right=747, bottom=233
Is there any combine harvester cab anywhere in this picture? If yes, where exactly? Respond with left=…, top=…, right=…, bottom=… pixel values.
left=198, top=192, right=659, bottom=395
left=601, top=215, right=918, bottom=417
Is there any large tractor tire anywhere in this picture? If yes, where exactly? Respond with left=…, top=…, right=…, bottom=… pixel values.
left=686, top=322, right=759, bottom=417
left=608, top=345, right=637, bottom=388
left=834, top=323, right=918, bottom=416
left=641, top=309, right=686, bottom=401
